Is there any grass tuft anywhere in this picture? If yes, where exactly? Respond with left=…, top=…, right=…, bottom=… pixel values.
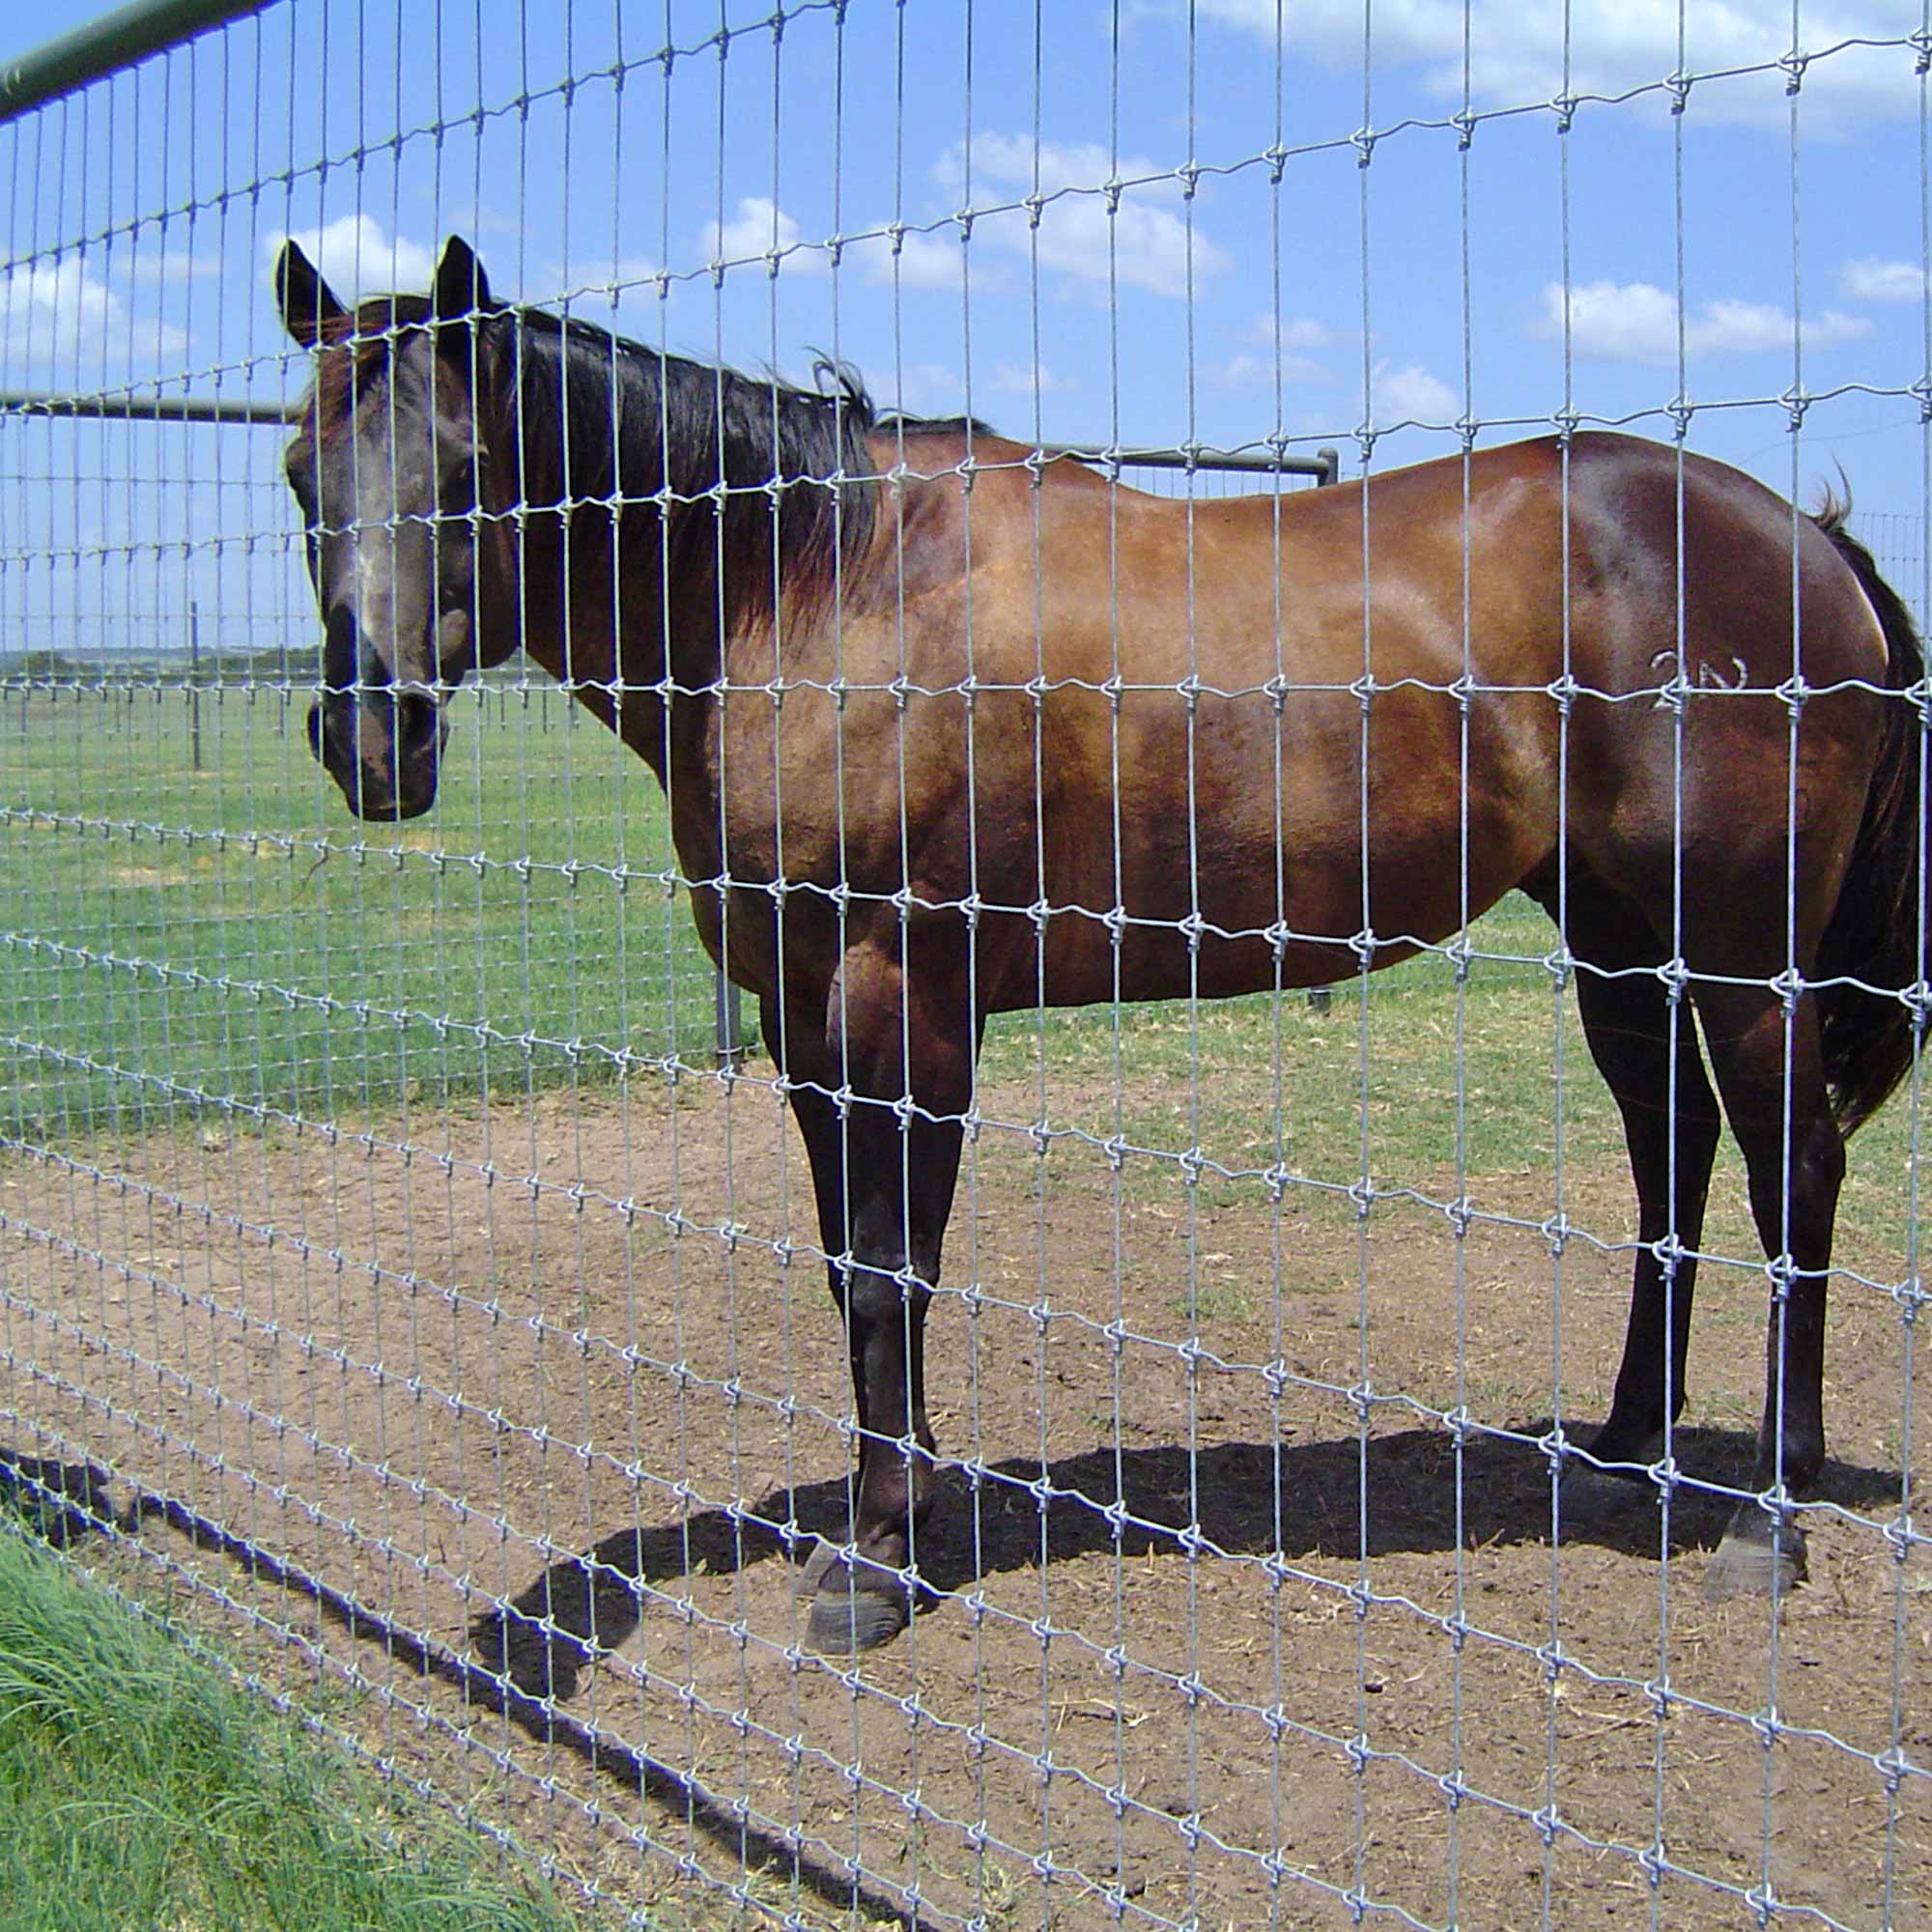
left=0, top=1525, right=590, bottom=1932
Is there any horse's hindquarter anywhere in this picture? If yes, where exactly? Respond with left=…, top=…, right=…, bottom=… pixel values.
left=1553, top=437, right=1889, bottom=940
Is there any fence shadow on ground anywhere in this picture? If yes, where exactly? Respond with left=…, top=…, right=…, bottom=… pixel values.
left=3, top=1420, right=1899, bottom=1931
left=476, top=1421, right=1903, bottom=1700
left=0, top=1454, right=940, bottom=1932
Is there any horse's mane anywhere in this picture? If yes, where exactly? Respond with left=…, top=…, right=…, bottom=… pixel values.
left=479, top=307, right=868, bottom=628
left=318, top=294, right=990, bottom=635
left=876, top=412, right=1000, bottom=439
left=480, top=307, right=995, bottom=630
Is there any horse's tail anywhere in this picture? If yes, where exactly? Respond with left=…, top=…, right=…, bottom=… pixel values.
left=1812, top=497, right=1927, bottom=1136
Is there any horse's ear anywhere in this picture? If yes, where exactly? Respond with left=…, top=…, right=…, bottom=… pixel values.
left=275, top=241, right=346, bottom=347
left=433, top=236, right=495, bottom=322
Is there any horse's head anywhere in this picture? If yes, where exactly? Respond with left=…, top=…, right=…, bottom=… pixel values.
left=277, top=235, right=517, bottom=820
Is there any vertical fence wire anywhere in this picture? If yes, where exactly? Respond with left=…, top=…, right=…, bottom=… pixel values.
left=0, top=5, right=1929, bottom=1930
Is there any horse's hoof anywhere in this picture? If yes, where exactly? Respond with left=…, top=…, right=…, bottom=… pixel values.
left=807, top=1565, right=910, bottom=1654
left=1704, top=1512, right=1807, bottom=1602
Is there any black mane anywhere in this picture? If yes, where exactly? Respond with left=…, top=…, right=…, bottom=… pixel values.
left=326, top=293, right=996, bottom=636
left=479, top=307, right=985, bottom=630
left=876, top=412, right=999, bottom=439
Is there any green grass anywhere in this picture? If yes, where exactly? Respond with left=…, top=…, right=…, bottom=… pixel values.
left=0, top=682, right=726, bottom=1138
left=0, top=682, right=1612, bottom=1190
left=976, top=892, right=1634, bottom=1211
left=972, top=892, right=1926, bottom=1265
left=0, top=1521, right=587, bottom=1932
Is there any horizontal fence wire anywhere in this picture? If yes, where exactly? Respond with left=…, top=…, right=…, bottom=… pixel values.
left=1, top=5, right=1929, bottom=1932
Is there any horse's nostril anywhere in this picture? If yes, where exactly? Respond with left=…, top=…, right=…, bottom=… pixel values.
left=394, top=691, right=441, bottom=762
left=306, top=702, right=324, bottom=761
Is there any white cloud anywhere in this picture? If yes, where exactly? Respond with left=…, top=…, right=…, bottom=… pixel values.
left=547, top=253, right=662, bottom=316
left=700, top=211, right=981, bottom=291
left=1199, top=0, right=1922, bottom=134
left=265, top=213, right=435, bottom=300
left=121, top=247, right=222, bottom=286
left=1208, top=348, right=1329, bottom=386
left=1208, top=352, right=1269, bottom=386
left=700, top=196, right=826, bottom=276
left=1247, top=314, right=1331, bottom=351
left=939, top=132, right=1234, bottom=297
left=863, top=363, right=967, bottom=416
left=0, top=253, right=188, bottom=374
left=1840, top=256, right=1926, bottom=303
left=848, top=223, right=969, bottom=290
left=988, top=359, right=1063, bottom=395
left=1539, top=279, right=1873, bottom=362
left=1691, top=297, right=1871, bottom=355
left=1370, top=358, right=1458, bottom=423
left=593, top=253, right=662, bottom=290
left=413, top=191, right=519, bottom=241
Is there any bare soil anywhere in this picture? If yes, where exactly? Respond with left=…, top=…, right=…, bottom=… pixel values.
left=3, top=1058, right=1928, bottom=1932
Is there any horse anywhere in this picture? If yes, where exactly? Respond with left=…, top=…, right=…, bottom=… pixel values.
left=276, top=233, right=1926, bottom=1655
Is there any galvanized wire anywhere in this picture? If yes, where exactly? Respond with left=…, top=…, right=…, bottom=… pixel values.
left=1, top=5, right=1929, bottom=1930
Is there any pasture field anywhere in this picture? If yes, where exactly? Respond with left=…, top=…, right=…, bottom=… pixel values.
left=3, top=669, right=1929, bottom=1929
left=0, top=681, right=727, bottom=1139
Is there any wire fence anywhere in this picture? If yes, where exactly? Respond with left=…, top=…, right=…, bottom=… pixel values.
left=1, top=5, right=1929, bottom=1931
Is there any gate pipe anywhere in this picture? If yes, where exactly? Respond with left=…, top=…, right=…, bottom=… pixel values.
left=1, top=0, right=276, bottom=125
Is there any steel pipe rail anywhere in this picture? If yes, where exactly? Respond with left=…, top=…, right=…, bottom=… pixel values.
left=0, top=0, right=277, bottom=125
left=0, top=389, right=292, bottom=426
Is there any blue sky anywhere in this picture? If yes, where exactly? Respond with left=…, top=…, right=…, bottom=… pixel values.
left=4, top=0, right=1932, bottom=652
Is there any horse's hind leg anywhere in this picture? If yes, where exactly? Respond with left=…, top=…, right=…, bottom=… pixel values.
left=1550, top=872, right=1723, bottom=1506
left=1690, top=978, right=1844, bottom=1600
left=770, top=936, right=976, bottom=1653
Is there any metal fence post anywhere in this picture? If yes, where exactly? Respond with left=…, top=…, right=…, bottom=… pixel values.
left=187, top=600, right=204, bottom=774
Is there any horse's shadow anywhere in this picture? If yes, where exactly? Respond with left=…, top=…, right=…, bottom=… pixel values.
left=473, top=1421, right=1904, bottom=1696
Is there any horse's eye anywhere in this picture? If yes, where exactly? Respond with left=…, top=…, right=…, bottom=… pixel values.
left=437, top=451, right=478, bottom=508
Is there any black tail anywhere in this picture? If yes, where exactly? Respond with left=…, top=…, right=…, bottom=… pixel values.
left=1813, top=501, right=1927, bottom=1135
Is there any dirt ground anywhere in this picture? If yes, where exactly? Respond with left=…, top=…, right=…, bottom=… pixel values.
left=2, top=1055, right=1928, bottom=1932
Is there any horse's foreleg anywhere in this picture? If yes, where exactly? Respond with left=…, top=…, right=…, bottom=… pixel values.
left=1691, top=981, right=1843, bottom=1600
left=772, top=944, right=975, bottom=1652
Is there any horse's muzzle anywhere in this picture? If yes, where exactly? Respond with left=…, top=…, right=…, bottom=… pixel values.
left=308, top=690, right=447, bottom=821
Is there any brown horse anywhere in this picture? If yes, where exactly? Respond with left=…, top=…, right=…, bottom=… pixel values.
left=277, top=235, right=1924, bottom=1654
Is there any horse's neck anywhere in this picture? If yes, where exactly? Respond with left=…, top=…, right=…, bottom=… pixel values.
left=514, top=512, right=730, bottom=888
